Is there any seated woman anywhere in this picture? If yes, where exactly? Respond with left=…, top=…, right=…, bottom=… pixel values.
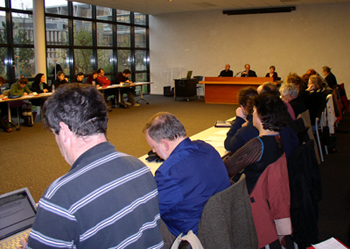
left=265, top=65, right=279, bottom=82
left=32, top=73, right=51, bottom=93
left=9, top=78, right=33, bottom=126
left=302, top=75, right=327, bottom=125
left=86, top=71, right=100, bottom=87
left=285, top=72, right=306, bottom=96
left=225, top=93, right=292, bottom=249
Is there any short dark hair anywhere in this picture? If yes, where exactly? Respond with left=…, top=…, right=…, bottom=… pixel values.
left=252, top=93, right=289, bottom=132
left=143, top=112, right=186, bottom=143
left=43, top=83, right=108, bottom=136
left=56, top=71, right=65, bottom=78
left=322, top=66, right=331, bottom=73
left=123, top=69, right=131, bottom=74
left=90, top=71, right=98, bottom=77
left=269, top=65, right=275, bottom=71
left=97, top=68, right=104, bottom=74
left=77, top=72, right=84, bottom=77
left=237, top=87, right=258, bottom=108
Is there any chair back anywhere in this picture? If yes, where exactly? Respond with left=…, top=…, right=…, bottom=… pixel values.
left=198, top=174, right=258, bottom=249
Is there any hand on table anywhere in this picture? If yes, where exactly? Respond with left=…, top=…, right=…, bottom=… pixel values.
left=17, top=235, right=28, bottom=249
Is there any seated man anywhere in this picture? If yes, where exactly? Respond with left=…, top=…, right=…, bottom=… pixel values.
left=96, top=68, right=111, bottom=87
left=218, top=64, right=233, bottom=77
left=114, top=69, right=139, bottom=107
left=10, top=77, right=33, bottom=126
left=72, top=72, right=84, bottom=83
left=225, top=86, right=298, bottom=159
left=20, top=84, right=163, bottom=249
left=53, top=71, right=69, bottom=89
left=143, top=112, right=230, bottom=247
left=241, top=64, right=257, bottom=77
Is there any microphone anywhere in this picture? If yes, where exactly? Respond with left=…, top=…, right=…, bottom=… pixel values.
left=234, top=71, right=241, bottom=77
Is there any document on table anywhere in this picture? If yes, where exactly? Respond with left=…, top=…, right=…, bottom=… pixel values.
left=205, top=136, right=226, bottom=147
left=310, top=237, right=349, bottom=249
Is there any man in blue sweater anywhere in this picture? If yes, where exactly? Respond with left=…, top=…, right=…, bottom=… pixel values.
left=144, top=112, right=231, bottom=248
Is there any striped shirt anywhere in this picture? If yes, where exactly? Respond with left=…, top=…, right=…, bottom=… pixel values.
left=27, top=142, right=163, bottom=249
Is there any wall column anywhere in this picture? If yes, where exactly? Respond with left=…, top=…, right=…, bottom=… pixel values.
left=32, top=0, right=46, bottom=75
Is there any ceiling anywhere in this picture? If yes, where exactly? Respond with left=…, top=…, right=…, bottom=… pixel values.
left=74, top=0, right=350, bottom=15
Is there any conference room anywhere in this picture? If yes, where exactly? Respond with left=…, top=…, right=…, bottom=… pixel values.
left=1, top=0, right=350, bottom=247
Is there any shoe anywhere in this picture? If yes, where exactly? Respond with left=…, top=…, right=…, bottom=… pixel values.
left=125, top=102, right=132, bottom=106
left=4, top=128, right=11, bottom=133
left=133, top=103, right=140, bottom=107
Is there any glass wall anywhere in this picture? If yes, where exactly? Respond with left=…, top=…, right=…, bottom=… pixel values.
left=0, top=0, right=150, bottom=90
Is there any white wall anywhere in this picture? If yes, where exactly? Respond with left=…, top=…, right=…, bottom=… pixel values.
left=149, top=3, right=350, bottom=95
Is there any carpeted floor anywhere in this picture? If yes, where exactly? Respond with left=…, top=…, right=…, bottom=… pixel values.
left=0, top=94, right=349, bottom=246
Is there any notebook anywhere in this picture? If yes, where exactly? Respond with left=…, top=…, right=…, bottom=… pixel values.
left=0, top=188, right=37, bottom=248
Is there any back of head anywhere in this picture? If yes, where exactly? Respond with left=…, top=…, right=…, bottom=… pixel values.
left=252, top=93, right=289, bottom=132
left=285, top=73, right=303, bottom=86
left=279, top=82, right=298, bottom=99
left=309, top=75, right=323, bottom=89
left=43, top=83, right=108, bottom=136
left=34, top=73, right=44, bottom=84
left=238, top=87, right=258, bottom=108
left=258, top=82, right=279, bottom=96
left=143, top=112, right=186, bottom=143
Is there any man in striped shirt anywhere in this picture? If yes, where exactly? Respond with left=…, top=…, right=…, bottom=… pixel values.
left=19, top=84, right=163, bottom=249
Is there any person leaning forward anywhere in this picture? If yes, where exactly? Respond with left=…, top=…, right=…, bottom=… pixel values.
left=18, top=83, right=163, bottom=249
left=143, top=112, right=230, bottom=248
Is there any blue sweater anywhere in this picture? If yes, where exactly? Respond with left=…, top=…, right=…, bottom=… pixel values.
left=155, top=138, right=231, bottom=236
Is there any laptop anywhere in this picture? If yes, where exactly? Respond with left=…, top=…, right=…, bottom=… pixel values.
left=0, top=188, right=37, bottom=248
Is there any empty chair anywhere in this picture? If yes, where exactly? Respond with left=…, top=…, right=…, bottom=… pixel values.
left=198, top=174, right=258, bottom=249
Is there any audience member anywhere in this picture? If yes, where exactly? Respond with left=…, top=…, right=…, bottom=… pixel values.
left=226, top=93, right=292, bottom=249
left=322, top=66, right=338, bottom=89
left=50, top=64, right=63, bottom=83
left=96, top=68, right=111, bottom=87
left=285, top=72, right=306, bottom=96
left=218, top=64, right=233, bottom=77
left=280, top=82, right=307, bottom=117
left=301, top=68, right=318, bottom=85
left=302, top=75, right=327, bottom=125
left=53, top=71, right=69, bottom=89
left=257, top=82, right=296, bottom=120
left=32, top=73, right=51, bottom=93
left=265, top=65, right=279, bottom=81
left=225, top=86, right=298, bottom=159
left=9, top=78, right=33, bottom=126
left=72, top=72, right=84, bottom=83
left=19, top=83, right=163, bottom=249
left=114, top=69, right=139, bottom=107
left=86, top=71, right=99, bottom=86
left=0, top=76, right=11, bottom=132
left=241, top=64, right=257, bottom=77
left=143, top=112, right=230, bottom=248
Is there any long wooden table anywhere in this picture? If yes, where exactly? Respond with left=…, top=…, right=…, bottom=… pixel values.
left=199, top=77, right=273, bottom=104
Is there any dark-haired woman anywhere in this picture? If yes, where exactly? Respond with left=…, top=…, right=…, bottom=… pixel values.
left=225, top=93, right=292, bottom=249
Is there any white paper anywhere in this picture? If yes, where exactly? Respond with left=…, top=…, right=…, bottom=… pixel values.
left=312, top=237, right=348, bottom=249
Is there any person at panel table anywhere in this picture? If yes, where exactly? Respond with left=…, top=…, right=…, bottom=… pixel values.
left=218, top=64, right=233, bottom=77
left=265, top=65, right=279, bottom=82
left=241, top=64, right=257, bottom=77
left=114, top=69, right=139, bottom=107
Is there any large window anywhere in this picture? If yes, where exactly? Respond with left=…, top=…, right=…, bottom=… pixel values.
left=0, top=0, right=149, bottom=91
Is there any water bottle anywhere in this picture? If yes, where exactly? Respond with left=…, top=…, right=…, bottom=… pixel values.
left=52, top=84, right=55, bottom=93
